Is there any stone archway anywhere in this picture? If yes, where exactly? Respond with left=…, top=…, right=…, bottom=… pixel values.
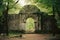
left=18, top=5, right=42, bottom=33
left=25, top=18, right=35, bottom=33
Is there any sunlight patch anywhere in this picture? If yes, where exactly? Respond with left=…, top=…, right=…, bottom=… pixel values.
left=25, top=18, right=35, bottom=33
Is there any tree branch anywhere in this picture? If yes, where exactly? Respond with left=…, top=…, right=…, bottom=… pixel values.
left=9, top=0, right=19, bottom=9
left=14, top=0, right=19, bottom=5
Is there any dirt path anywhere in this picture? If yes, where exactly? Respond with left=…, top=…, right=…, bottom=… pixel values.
left=0, top=34, right=60, bottom=40
left=8, top=34, right=51, bottom=40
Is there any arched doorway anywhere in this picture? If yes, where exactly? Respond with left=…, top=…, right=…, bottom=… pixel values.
left=7, top=5, right=56, bottom=35
left=25, top=18, right=35, bottom=33
left=19, top=5, right=41, bottom=33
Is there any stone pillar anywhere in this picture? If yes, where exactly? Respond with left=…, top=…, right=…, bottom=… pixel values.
left=38, top=14, right=41, bottom=31
left=35, top=22, right=37, bottom=31
left=19, top=13, right=22, bottom=30
left=41, top=13, right=44, bottom=32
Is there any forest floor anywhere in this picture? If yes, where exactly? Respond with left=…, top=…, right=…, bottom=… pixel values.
left=0, top=34, right=60, bottom=40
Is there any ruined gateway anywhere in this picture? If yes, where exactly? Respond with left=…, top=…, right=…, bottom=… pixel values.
left=8, top=5, right=53, bottom=33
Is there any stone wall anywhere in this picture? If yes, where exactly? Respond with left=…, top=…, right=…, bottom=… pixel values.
left=8, top=14, right=19, bottom=30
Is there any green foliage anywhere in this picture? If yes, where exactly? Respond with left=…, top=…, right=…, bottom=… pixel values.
left=30, top=0, right=53, bottom=14
left=33, top=0, right=53, bottom=7
left=0, top=0, right=55, bottom=15
left=26, top=18, right=35, bottom=32
left=0, top=0, right=3, bottom=16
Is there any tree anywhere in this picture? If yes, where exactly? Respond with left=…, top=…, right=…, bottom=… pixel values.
left=0, top=0, right=19, bottom=36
